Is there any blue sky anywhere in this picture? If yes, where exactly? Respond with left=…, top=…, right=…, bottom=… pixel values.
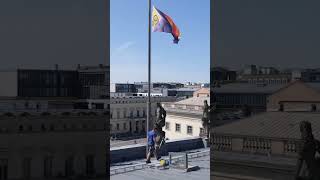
left=111, top=0, right=210, bottom=83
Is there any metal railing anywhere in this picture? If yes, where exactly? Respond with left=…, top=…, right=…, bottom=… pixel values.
left=110, top=149, right=209, bottom=176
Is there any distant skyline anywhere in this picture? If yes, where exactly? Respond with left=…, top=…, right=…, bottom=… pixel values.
left=213, top=0, right=320, bottom=70
left=111, top=0, right=210, bottom=83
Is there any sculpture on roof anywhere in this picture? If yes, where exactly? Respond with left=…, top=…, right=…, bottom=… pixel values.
left=154, top=103, right=166, bottom=148
left=295, top=121, right=320, bottom=180
left=202, top=100, right=210, bottom=139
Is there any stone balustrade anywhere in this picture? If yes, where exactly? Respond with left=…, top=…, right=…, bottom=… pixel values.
left=213, top=134, right=301, bottom=156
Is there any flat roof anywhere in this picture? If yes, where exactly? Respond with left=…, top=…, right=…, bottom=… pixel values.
left=213, top=83, right=284, bottom=94
left=174, top=96, right=210, bottom=106
left=110, top=148, right=209, bottom=180
left=213, top=112, right=320, bottom=140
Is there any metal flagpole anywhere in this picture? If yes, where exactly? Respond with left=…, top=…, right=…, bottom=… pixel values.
left=146, top=0, right=152, bottom=155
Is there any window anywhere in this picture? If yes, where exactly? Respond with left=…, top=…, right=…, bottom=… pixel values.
left=137, top=110, right=140, bottom=117
left=279, top=103, right=284, bottom=111
left=110, top=124, right=113, bottom=131
left=19, top=125, right=24, bottom=132
left=200, top=128, right=205, bottom=135
left=0, top=159, right=8, bottom=180
left=175, top=123, right=181, bottom=132
left=123, top=109, right=127, bottom=118
left=23, top=158, right=31, bottom=179
left=116, top=124, right=120, bottom=130
left=117, top=111, right=120, bottom=119
left=86, top=155, right=95, bottom=176
left=136, top=121, right=139, bottom=132
left=43, top=156, right=53, bottom=178
left=123, top=123, right=127, bottom=130
left=187, top=125, right=193, bottom=135
left=312, top=104, right=317, bottom=112
left=65, top=156, right=74, bottom=177
left=165, top=122, right=170, bottom=130
left=130, top=111, right=133, bottom=118
left=41, top=124, right=46, bottom=131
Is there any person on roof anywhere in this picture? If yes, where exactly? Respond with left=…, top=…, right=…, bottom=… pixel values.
left=146, top=126, right=161, bottom=163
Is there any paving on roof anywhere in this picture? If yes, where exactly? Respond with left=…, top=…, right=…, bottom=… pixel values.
left=110, top=148, right=209, bottom=180
left=174, top=96, right=210, bottom=106
left=213, top=83, right=284, bottom=94
left=213, top=112, right=320, bottom=139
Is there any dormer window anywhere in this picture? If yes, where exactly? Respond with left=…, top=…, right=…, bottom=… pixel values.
left=279, top=103, right=284, bottom=112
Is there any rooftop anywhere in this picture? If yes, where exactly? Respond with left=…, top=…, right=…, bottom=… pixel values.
left=170, top=96, right=210, bottom=106
left=213, top=83, right=284, bottom=94
left=213, top=111, right=320, bottom=139
left=110, top=148, right=209, bottom=180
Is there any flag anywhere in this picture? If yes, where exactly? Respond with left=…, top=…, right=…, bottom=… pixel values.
left=152, top=6, right=181, bottom=44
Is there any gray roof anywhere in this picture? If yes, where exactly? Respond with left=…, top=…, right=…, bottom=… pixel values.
left=213, top=83, right=284, bottom=94
left=110, top=149, right=209, bottom=180
left=305, top=83, right=320, bottom=92
left=213, top=112, right=320, bottom=140
left=174, top=96, right=210, bottom=106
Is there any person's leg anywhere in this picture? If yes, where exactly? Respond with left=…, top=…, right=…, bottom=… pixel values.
left=146, top=146, right=153, bottom=163
left=155, top=144, right=161, bottom=160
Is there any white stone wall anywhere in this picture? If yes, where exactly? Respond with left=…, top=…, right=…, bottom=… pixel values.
left=164, top=114, right=203, bottom=140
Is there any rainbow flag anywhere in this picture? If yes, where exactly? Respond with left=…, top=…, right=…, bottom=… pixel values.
left=152, top=6, right=181, bottom=44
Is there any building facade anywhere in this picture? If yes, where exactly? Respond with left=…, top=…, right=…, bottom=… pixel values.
left=0, top=111, right=107, bottom=179
left=0, top=64, right=109, bottom=100
left=110, top=96, right=176, bottom=138
left=162, top=96, right=209, bottom=140
left=78, top=64, right=109, bottom=99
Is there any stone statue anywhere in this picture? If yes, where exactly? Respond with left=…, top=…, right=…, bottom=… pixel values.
left=155, top=103, right=166, bottom=129
left=155, top=103, right=166, bottom=147
left=295, top=121, right=320, bottom=180
left=202, top=100, right=210, bottom=139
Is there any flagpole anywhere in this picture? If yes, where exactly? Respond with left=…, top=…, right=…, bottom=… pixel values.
left=147, top=0, right=152, bottom=155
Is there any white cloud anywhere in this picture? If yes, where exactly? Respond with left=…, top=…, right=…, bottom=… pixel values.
left=113, top=41, right=136, bottom=56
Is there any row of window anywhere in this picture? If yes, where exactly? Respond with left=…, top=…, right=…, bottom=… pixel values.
left=110, top=109, right=156, bottom=119
left=21, top=155, right=95, bottom=179
left=110, top=120, right=145, bottom=132
left=248, top=79, right=289, bottom=84
left=17, top=123, right=106, bottom=133
left=216, top=94, right=266, bottom=106
left=165, top=122, right=202, bottom=135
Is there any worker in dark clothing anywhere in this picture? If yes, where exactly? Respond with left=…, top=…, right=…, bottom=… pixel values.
left=146, top=126, right=160, bottom=163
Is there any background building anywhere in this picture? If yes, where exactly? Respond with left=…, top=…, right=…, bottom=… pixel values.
left=77, top=64, right=109, bottom=99
left=0, top=64, right=109, bottom=100
left=212, top=80, right=320, bottom=179
left=162, top=96, right=210, bottom=140
left=0, top=110, right=107, bottom=179
left=110, top=96, right=176, bottom=139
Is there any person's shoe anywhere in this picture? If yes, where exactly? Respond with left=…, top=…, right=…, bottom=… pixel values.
left=146, top=160, right=151, bottom=164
